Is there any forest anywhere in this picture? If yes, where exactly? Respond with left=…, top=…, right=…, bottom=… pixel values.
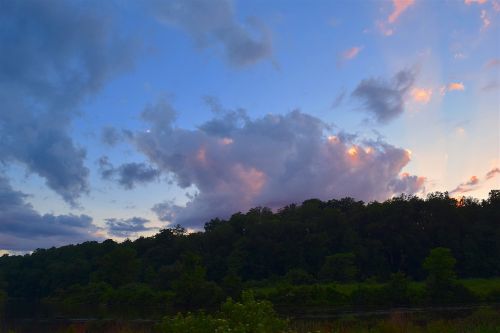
left=0, top=190, right=499, bottom=330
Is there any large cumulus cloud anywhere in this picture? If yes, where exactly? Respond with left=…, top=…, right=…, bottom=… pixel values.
left=150, top=0, right=272, bottom=67
left=0, top=0, right=135, bottom=205
left=131, top=100, right=425, bottom=228
left=0, top=174, right=101, bottom=251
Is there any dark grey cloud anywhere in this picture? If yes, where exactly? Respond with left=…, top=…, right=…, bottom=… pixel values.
left=99, top=156, right=160, bottom=189
left=0, top=174, right=101, bottom=251
left=130, top=100, right=425, bottom=228
left=352, top=69, right=416, bottom=123
left=105, top=217, right=154, bottom=238
left=0, top=0, right=136, bottom=205
left=150, top=0, right=272, bottom=67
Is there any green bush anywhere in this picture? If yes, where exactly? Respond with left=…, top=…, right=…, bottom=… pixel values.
left=159, top=291, right=287, bottom=333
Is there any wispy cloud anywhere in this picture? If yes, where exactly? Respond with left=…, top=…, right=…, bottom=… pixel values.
left=377, top=0, right=416, bottom=36
left=441, top=82, right=465, bottom=95
left=411, top=87, right=433, bottom=104
left=485, top=58, right=500, bottom=68
left=482, top=81, right=499, bottom=91
left=150, top=0, right=272, bottom=67
left=450, top=168, right=500, bottom=195
left=342, top=46, right=363, bottom=60
left=464, top=0, right=488, bottom=5
left=480, top=9, right=491, bottom=30
left=388, top=0, right=416, bottom=23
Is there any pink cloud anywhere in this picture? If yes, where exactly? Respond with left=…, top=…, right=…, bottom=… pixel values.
left=493, top=0, right=500, bottom=11
left=480, top=9, right=491, bottom=30
left=485, top=58, right=500, bottom=68
left=411, top=87, right=433, bottom=104
left=137, top=100, right=426, bottom=227
left=388, top=0, right=416, bottom=23
left=450, top=168, right=499, bottom=195
left=342, top=46, right=363, bottom=60
left=464, top=0, right=488, bottom=4
left=447, top=82, right=465, bottom=92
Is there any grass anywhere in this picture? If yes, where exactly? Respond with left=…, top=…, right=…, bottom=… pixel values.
left=461, top=278, right=500, bottom=299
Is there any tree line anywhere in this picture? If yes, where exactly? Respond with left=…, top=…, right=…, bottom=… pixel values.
left=0, top=191, right=498, bottom=318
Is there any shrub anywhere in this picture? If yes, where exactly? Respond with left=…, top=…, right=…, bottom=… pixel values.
left=159, top=291, right=288, bottom=333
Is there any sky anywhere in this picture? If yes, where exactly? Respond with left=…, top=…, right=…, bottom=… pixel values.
left=0, top=0, right=499, bottom=252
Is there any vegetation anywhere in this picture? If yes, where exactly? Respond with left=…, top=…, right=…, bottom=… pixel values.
left=0, top=191, right=498, bottom=321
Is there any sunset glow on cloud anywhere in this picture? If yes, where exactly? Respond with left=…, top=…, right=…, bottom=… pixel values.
left=388, top=0, right=416, bottom=23
left=411, top=87, right=433, bottom=104
left=464, top=0, right=488, bottom=5
left=342, top=46, right=363, bottom=60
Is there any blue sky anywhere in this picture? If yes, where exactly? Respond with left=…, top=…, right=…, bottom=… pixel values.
left=0, top=0, right=499, bottom=252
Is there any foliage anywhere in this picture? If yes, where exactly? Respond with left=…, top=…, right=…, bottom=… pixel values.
left=0, top=191, right=498, bottom=318
left=319, top=253, right=358, bottom=282
left=159, top=292, right=288, bottom=333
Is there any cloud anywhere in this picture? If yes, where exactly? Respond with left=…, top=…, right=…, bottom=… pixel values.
left=485, top=58, right=500, bottom=68
left=441, top=82, right=465, bottom=95
left=450, top=168, right=500, bottom=195
left=389, top=172, right=426, bottom=194
left=0, top=1, right=136, bottom=205
left=341, top=46, right=363, bottom=60
left=98, top=156, right=160, bottom=189
left=150, top=0, right=272, bottom=67
left=129, top=100, right=424, bottom=228
left=450, top=176, right=480, bottom=195
left=493, top=0, right=500, bottom=11
left=105, top=217, right=154, bottom=238
left=388, top=0, right=416, bottom=23
left=351, top=69, right=416, bottom=123
left=480, top=9, right=491, bottom=30
left=331, top=90, right=346, bottom=109
left=448, top=82, right=465, bottom=91
left=464, top=0, right=488, bottom=5
left=376, top=0, right=415, bottom=36
left=486, top=167, right=500, bottom=179
left=101, top=127, right=122, bottom=146
left=482, top=81, right=499, bottom=91
left=411, top=87, right=433, bottom=104
left=0, top=174, right=101, bottom=251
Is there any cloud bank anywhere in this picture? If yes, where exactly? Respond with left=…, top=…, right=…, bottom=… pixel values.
left=129, top=100, right=425, bottom=228
left=0, top=174, right=101, bottom=251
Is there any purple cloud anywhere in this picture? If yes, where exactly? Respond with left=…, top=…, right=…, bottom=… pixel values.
left=131, top=100, right=425, bottom=228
